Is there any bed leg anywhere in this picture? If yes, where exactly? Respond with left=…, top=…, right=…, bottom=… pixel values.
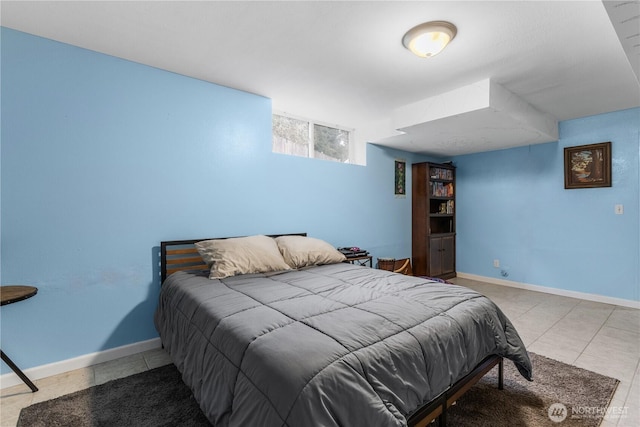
left=498, top=358, right=504, bottom=390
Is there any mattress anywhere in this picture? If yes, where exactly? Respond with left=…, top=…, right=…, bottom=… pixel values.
left=154, top=262, right=532, bottom=426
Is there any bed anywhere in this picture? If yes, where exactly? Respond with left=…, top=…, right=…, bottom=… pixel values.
left=154, top=234, right=532, bottom=427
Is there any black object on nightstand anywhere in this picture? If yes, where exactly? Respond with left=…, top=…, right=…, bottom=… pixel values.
left=339, top=247, right=372, bottom=267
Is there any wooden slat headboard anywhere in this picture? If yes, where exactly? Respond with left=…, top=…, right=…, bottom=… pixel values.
left=160, top=233, right=307, bottom=282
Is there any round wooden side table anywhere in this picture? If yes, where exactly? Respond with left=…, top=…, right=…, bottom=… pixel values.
left=1, top=285, right=39, bottom=392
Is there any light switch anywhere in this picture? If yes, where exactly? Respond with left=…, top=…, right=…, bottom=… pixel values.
left=615, top=204, right=624, bottom=215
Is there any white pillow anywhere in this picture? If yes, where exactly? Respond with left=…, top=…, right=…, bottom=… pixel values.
left=275, top=235, right=346, bottom=269
left=195, top=235, right=291, bottom=279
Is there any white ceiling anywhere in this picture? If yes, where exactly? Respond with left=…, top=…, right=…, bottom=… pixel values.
left=2, top=1, right=639, bottom=157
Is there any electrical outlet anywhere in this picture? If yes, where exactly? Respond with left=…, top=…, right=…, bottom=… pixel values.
left=493, top=259, right=500, bottom=268
left=615, top=204, right=624, bottom=215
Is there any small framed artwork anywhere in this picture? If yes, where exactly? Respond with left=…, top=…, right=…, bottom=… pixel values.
left=395, top=160, right=406, bottom=196
left=564, top=142, right=611, bottom=189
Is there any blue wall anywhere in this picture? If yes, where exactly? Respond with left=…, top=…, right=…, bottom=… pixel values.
left=1, top=28, right=429, bottom=373
left=454, top=108, right=640, bottom=301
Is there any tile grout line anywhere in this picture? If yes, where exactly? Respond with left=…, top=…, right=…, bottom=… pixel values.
left=573, top=307, right=617, bottom=365
left=618, top=355, right=640, bottom=426
left=525, top=300, right=582, bottom=353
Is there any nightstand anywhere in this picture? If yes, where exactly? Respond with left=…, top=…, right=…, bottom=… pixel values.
left=343, top=255, right=373, bottom=267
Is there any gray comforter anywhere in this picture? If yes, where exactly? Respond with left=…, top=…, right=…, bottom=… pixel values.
left=154, top=263, right=532, bottom=427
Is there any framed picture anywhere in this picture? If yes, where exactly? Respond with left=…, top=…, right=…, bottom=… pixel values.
left=395, top=160, right=406, bottom=196
left=564, top=142, right=611, bottom=189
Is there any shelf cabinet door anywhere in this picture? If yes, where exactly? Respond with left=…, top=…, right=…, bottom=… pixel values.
left=440, top=235, right=455, bottom=276
left=428, top=237, right=443, bottom=277
left=428, top=235, right=455, bottom=278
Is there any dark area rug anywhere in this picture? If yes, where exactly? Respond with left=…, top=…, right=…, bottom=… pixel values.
left=18, top=364, right=209, bottom=427
left=447, top=353, right=619, bottom=426
left=18, top=352, right=618, bottom=427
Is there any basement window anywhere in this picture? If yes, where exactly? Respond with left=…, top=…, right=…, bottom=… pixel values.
left=272, top=113, right=352, bottom=163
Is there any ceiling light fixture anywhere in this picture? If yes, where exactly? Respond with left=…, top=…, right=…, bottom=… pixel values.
left=402, top=21, right=457, bottom=58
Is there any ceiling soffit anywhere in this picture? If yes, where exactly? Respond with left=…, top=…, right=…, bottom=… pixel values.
left=375, top=79, right=558, bottom=156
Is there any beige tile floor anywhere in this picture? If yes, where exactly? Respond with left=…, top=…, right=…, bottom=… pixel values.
left=453, top=278, right=640, bottom=427
left=1, top=277, right=639, bottom=426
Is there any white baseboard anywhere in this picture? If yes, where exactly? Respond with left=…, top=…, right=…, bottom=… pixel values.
left=456, top=272, right=640, bottom=309
left=0, top=337, right=162, bottom=390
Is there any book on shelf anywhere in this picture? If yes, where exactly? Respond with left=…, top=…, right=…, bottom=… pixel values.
left=438, top=200, right=454, bottom=214
left=431, top=182, right=454, bottom=197
left=430, top=168, right=453, bottom=181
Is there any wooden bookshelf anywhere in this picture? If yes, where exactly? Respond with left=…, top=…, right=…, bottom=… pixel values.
left=412, top=162, right=456, bottom=279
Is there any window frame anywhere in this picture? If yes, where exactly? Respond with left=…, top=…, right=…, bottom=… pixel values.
left=272, top=111, right=354, bottom=163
